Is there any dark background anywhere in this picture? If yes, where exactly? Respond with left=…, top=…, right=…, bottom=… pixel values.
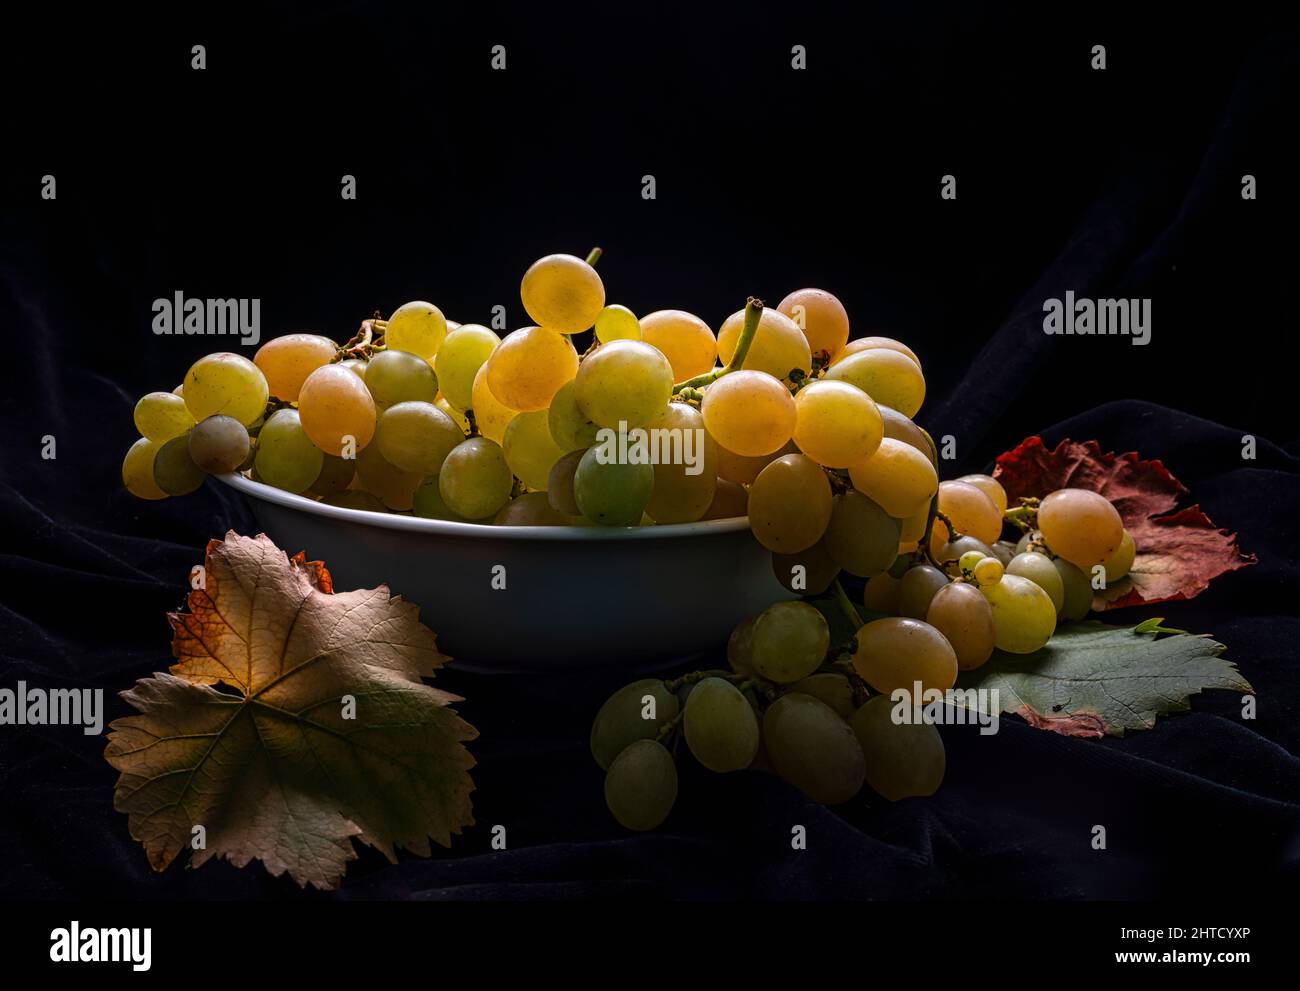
left=1, top=1, right=1298, bottom=905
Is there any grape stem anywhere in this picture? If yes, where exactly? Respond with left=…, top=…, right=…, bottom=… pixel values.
left=671, top=297, right=764, bottom=393
left=830, top=577, right=864, bottom=631
left=585, top=246, right=603, bottom=267
left=1004, top=503, right=1037, bottom=531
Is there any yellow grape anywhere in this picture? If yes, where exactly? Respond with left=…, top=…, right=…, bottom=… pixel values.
left=823, top=347, right=926, bottom=418
left=434, top=324, right=499, bottom=411
left=133, top=391, right=196, bottom=441
left=700, top=370, right=796, bottom=457
left=122, top=438, right=168, bottom=500
left=253, top=333, right=336, bottom=401
left=763, top=694, right=865, bottom=804
left=929, top=480, right=1003, bottom=550
left=182, top=352, right=269, bottom=427
left=900, top=505, right=929, bottom=543
left=848, top=437, right=938, bottom=518
left=879, top=405, right=936, bottom=465
left=771, top=539, right=840, bottom=595
left=956, top=473, right=1008, bottom=515
left=850, top=695, right=945, bottom=801
left=747, top=453, right=833, bottom=553
left=487, top=326, right=578, bottom=411
left=436, top=395, right=471, bottom=433
left=385, top=301, right=448, bottom=359
left=644, top=403, right=718, bottom=524
left=353, top=443, right=421, bottom=511
left=714, top=443, right=788, bottom=484
left=1037, top=488, right=1124, bottom=568
left=1006, top=551, right=1064, bottom=611
left=574, top=340, right=674, bottom=429
left=594, top=304, right=641, bottom=343
left=792, top=379, right=883, bottom=468
left=829, top=335, right=920, bottom=367
left=297, top=364, right=378, bottom=457
left=981, top=574, right=1057, bottom=653
left=494, top=491, right=571, bottom=526
left=520, top=253, right=605, bottom=333
left=862, top=572, right=902, bottom=614
left=717, top=308, right=811, bottom=383
left=701, top=478, right=749, bottom=520
left=503, top=410, right=565, bottom=490
left=973, top=556, right=1005, bottom=587
left=925, top=581, right=995, bottom=671
left=851, top=617, right=958, bottom=696
left=470, top=363, right=517, bottom=444
left=776, top=288, right=850, bottom=358
left=639, top=310, right=717, bottom=381
left=1104, top=529, right=1137, bottom=582
left=547, top=379, right=601, bottom=452
left=898, top=564, right=950, bottom=619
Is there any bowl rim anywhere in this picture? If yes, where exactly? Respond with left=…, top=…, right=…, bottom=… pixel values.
left=215, top=472, right=752, bottom=541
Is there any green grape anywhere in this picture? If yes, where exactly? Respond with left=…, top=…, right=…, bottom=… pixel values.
left=726, top=615, right=757, bottom=675
left=339, top=358, right=367, bottom=377
left=958, top=550, right=985, bottom=576
left=520, top=253, right=605, bottom=334
left=253, top=333, right=337, bottom=401
left=786, top=673, right=855, bottom=719
left=182, top=352, right=269, bottom=427
left=848, top=437, right=938, bottom=518
left=438, top=437, right=514, bottom=520
left=823, top=347, right=925, bottom=419
left=487, top=326, right=579, bottom=412
left=374, top=401, right=464, bottom=476
left=1037, top=487, right=1124, bottom=568
left=590, top=679, right=681, bottom=770
left=573, top=446, right=654, bottom=526
left=878, top=405, right=936, bottom=465
left=187, top=415, right=250, bottom=474
left=503, top=410, right=565, bottom=490
left=771, top=539, right=840, bottom=595
left=574, top=340, right=674, bottom=430
left=433, top=324, right=499, bottom=411
left=852, top=617, right=958, bottom=695
left=747, top=453, right=833, bottom=553
left=298, top=364, right=377, bottom=456
left=494, top=491, right=571, bottom=525
left=639, top=309, right=717, bottom=380
left=384, top=300, right=447, bottom=359
left=682, top=677, right=760, bottom=772
left=717, top=307, right=812, bottom=383
left=152, top=435, right=206, bottom=496
left=1006, top=551, right=1064, bottom=611
left=898, top=564, right=950, bottom=619
left=254, top=408, right=324, bottom=493
left=980, top=574, right=1057, bottom=653
left=364, top=348, right=439, bottom=407
left=822, top=491, right=900, bottom=576
left=547, top=379, right=601, bottom=452
left=1053, top=557, right=1093, bottom=620
left=594, top=304, right=641, bottom=343
left=546, top=448, right=585, bottom=515
left=412, top=476, right=464, bottom=521
left=700, top=370, right=796, bottom=457
left=973, top=556, right=1005, bottom=587
left=763, top=693, right=866, bottom=804
left=354, top=442, right=422, bottom=510
left=776, top=287, right=851, bottom=358
left=644, top=402, right=718, bottom=523
left=849, top=695, right=945, bottom=801
left=862, top=571, right=903, bottom=614
left=307, top=453, right=356, bottom=497
left=750, top=601, right=829, bottom=683
left=122, top=438, right=167, bottom=500
left=323, top=490, right=387, bottom=512
left=134, top=391, right=196, bottom=441
left=792, top=379, right=883, bottom=468
left=1104, top=529, right=1136, bottom=583
left=604, top=739, right=677, bottom=831
left=925, top=581, right=995, bottom=671
left=470, top=363, right=517, bottom=444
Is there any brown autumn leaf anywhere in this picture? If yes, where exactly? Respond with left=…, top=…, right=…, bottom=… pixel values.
left=104, top=532, right=477, bottom=890
left=993, top=437, right=1255, bottom=610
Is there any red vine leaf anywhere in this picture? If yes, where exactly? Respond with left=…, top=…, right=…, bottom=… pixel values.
left=993, top=437, right=1255, bottom=610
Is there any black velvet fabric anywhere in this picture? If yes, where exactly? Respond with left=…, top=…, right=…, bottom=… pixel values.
left=1, top=3, right=1297, bottom=901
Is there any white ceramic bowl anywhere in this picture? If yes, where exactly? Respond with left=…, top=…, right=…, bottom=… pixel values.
left=216, top=473, right=793, bottom=670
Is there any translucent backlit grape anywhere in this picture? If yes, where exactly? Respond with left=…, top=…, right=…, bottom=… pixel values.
left=930, top=480, right=1003, bottom=550
left=1104, top=529, right=1136, bottom=583
left=487, top=326, right=579, bottom=412
left=298, top=364, right=378, bottom=457
left=364, top=348, right=439, bottom=408
left=122, top=438, right=167, bottom=500
left=700, top=370, right=796, bottom=457
left=792, top=379, right=883, bottom=468
left=385, top=301, right=448, bottom=359
left=848, top=437, right=938, bottom=518
left=879, top=405, right=936, bottom=465
left=747, top=453, right=833, bottom=553
left=520, top=253, right=605, bottom=333
left=434, top=324, right=499, bottom=411
left=717, top=308, right=811, bottom=383
left=253, top=333, right=337, bottom=401
left=503, top=410, right=565, bottom=490
left=639, top=309, right=717, bottom=381
left=1006, top=551, right=1065, bottom=611
left=1037, top=488, right=1125, bottom=568
left=823, top=347, right=926, bottom=419
left=776, top=288, right=850, bottom=358
left=470, top=363, right=517, bottom=444
left=956, top=473, right=1008, bottom=515
left=981, top=574, right=1057, bottom=653
left=574, top=340, right=673, bottom=429
left=594, top=304, right=641, bottom=343
left=830, top=336, right=920, bottom=367
left=134, top=391, right=196, bottom=441
left=182, top=352, right=269, bottom=427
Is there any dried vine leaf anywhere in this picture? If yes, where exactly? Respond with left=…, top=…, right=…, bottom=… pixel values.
left=105, top=532, right=476, bottom=890
left=993, top=437, right=1255, bottom=609
left=955, top=621, right=1252, bottom=738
